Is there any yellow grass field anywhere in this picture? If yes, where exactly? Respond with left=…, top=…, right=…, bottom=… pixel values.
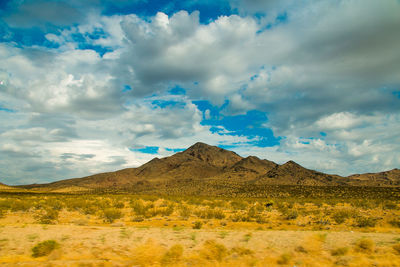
left=1, top=193, right=400, bottom=266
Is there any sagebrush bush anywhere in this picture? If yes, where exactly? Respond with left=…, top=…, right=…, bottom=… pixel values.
left=32, top=240, right=59, bottom=257
left=102, top=208, right=122, bottom=223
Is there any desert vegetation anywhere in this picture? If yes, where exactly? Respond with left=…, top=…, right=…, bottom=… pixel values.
left=0, top=190, right=400, bottom=266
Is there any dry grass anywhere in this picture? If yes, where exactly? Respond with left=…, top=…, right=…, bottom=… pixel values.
left=0, top=193, right=400, bottom=266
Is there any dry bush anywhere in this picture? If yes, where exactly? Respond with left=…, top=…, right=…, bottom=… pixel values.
left=196, top=207, right=225, bottom=219
left=199, top=240, right=229, bottom=262
left=102, top=208, right=122, bottom=223
left=131, top=239, right=164, bottom=266
left=242, top=233, right=252, bottom=242
left=355, top=216, right=377, bottom=228
left=11, top=199, right=32, bottom=212
left=37, top=209, right=59, bottom=224
left=383, top=201, right=398, bottom=210
left=178, top=204, right=191, bottom=218
left=231, top=246, right=254, bottom=256
left=230, top=200, right=248, bottom=210
left=131, top=200, right=153, bottom=217
left=389, top=217, right=400, bottom=228
left=161, top=244, right=184, bottom=265
left=192, top=221, right=202, bottom=229
left=0, top=199, right=13, bottom=210
left=44, top=198, right=64, bottom=211
left=331, top=209, right=353, bottom=224
left=277, top=253, right=292, bottom=265
left=31, top=240, right=59, bottom=258
left=331, top=247, right=349, bottom=256
left=392, top=243, right=400, bottom=254
left=354, top=238, right=375, bottom=253
left=113, top=201, right=125, bottom=209
left=301, top=234, right=326, bottom=254
left=283, top=209, right=298, bottom=220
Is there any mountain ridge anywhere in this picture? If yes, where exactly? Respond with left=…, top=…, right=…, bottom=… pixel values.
left=7, top=142, right=400, bottom=193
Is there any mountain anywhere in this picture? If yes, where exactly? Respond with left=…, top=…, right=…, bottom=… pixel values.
left=347, top=168, right=400, bottom=186
left=0, top=182, right=26, bottom=192
left=11, top=142, right=400, bottom=194
left=254, top=161, right=346, bottom=186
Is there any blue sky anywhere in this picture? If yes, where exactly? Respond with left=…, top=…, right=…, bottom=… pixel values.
left=0, top=0, right=400, bottom=184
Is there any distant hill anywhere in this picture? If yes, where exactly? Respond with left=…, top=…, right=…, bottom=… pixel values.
left=347, top=169, right=400, bottom=186
left=9, top=142, right=400, bottom=194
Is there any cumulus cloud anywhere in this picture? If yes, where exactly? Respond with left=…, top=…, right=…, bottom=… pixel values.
left=0, top=0, right=399, bottom=183
left=118, top=11, right=258, bottom=101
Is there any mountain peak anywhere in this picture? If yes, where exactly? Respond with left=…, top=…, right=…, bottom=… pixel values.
left=186, top=142, right=212, bottom=150
left=283, top=160, right=301, bottom=167
left=181, top=142, right=242, bottom=167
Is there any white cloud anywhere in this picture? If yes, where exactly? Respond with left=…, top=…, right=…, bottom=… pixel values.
left=1, top=0, right=400, bottom=183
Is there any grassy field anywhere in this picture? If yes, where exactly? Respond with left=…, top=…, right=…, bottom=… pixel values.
left=1, top=189, right=400, bottom=266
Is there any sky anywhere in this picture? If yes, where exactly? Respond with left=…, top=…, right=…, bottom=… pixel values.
left=0, top=0, right=400, bottom=185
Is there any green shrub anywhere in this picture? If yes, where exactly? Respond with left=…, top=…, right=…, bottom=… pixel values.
left=131, top=200, right=152, bottom=216
left=38, top=209, right=59, bottom=224
left=11, top=199, right=32, bottom=211
left=102, top=208, right=122, bottom=223
left=32, top=240, right=59, bottom=257
left=332, top=209, right=352, bottom=224
left=389, top=217, right=400, bottom=228
left=355, top=216, right=377, bottom=228
left=0, top=199, right=12, bottom=210
left=192, top=221, right=203, bottom=229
